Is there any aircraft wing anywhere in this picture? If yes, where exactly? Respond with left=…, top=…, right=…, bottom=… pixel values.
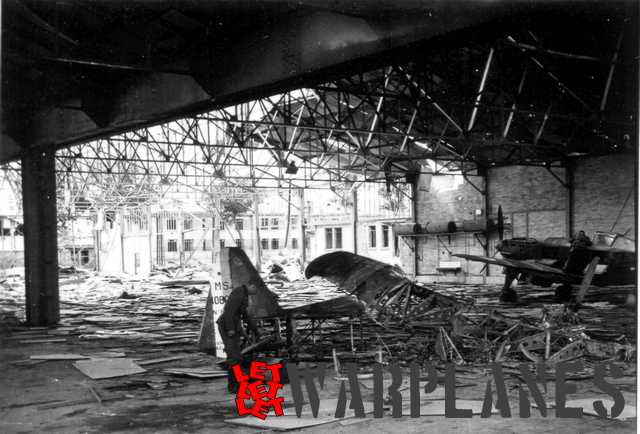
left=453, top=253, right=581, bottom=283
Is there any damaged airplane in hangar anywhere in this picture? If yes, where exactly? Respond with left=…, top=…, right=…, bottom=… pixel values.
left=220, top=247, right=466, bottom=356
left=454, top=230, right=636, bottom=303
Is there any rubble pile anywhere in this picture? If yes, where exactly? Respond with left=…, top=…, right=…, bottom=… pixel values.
left=272, top=278, right=636, bottom=380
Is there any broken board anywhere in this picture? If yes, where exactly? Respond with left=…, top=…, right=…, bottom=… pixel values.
left=163, top=368, right=227, bottom=378
left=30, top=354, right=90, bottom=360
left=402, top=399, right=498, bottom=416
left=73, top=358, right=146, bottom=379
left=565, top=399, right=636, bottom=420
left=137, top=356, right=185, bottom=366
left=19, top=338, right=67, bottom=344
left=225, top=397, right=374, bottom=431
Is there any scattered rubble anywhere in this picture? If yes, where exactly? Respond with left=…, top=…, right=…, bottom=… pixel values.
left=0, top=261, right=636, bottom=429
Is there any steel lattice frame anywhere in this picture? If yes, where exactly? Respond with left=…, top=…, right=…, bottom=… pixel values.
left=2, top=16, right=635, bottom=215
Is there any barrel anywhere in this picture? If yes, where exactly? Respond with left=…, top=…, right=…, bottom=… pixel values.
left=392, top=223, right=422, bottom=235
left=424, top=221, right=457, bottom=233
left=462, top=219, right=489, bottom=232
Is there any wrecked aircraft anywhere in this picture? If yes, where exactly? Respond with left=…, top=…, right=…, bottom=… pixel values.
left=455, top=231, right=636, bottom=302
left=220, top=248, right=465, bottom=357
left=222, top=248, right=462, bottom=321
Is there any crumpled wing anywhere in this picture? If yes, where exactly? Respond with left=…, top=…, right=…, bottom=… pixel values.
left=453, top=253, right=580, bottom=283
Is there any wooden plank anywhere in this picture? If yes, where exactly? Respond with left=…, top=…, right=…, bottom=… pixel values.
left=402, top=399, right=497, bottom=416
left=225, top=415, right=338, bottom=431
left=137, top=356, right=185, bottom=366
left=225, top=398, right=374, bottom=431
left=19, top=338, right=67, bottom=344
left=30, top=354, right=90, bottom=360
left=163, top=368, right=227, bottom=378
left=574, top=257, right=600, bottom=305
left=564, top=399, right=635, bottom=420
left=73, top=358, right=147, bottom=379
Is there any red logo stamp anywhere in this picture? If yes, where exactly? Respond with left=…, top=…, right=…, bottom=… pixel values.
left=233, top=361, right=285, bottom=420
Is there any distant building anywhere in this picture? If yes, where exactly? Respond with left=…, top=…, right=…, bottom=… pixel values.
left=0, top=215, right=23, bottom=270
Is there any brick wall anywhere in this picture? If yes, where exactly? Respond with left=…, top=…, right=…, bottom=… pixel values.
left=399, top=173, right=488, bottom=278
left=398, top=158, right=634, bottom=281
left=573, top=154, right=635, bottom=238
left=488, top=165, right=568, bottom=239
left=415, top=174, right=485, bottom=225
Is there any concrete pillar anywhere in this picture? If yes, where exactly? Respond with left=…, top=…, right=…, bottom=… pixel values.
left=21, top=149, right=59, bottom=325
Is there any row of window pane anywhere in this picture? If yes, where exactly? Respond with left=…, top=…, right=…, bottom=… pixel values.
left=167, top=238, right=241, bottom=252
left=369, top=225, right=390, bottom=248
left=325, top=227, right=343, bottom=249
left=259, top=217, right=299, bottom=229
left=260, top=238, right=298, bottom=250
left=163, top=217, right=304, bottom=232
left=164, top=226, right=389, bottom=252
left=166, top=217, right=210, bottom=231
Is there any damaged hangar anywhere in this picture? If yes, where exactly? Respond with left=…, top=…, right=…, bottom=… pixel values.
left=0, top=1, right=637, bottom=432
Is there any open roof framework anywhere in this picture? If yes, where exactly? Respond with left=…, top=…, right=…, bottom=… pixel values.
left=2, top=6, right=636, bottom=215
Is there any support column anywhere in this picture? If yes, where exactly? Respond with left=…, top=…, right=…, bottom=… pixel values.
left=352, top=188, right=358, bottom=254
left=252, top=192, right=261, bottom=269
left=411, top=177, right=419, bottom=277
left=298, top=189, right=306, bottom=266
left=565, top=160, right=574, bottom=238
left=480, top=167, right=490, bottom=277
left=21, top=149, right=59, bottom=325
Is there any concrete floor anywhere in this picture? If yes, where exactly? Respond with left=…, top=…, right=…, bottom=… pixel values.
left=0, top=342, right=636, bottom=434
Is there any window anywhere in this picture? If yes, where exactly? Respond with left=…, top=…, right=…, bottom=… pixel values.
left=168, top=239, right=178, bottom=252
left=271, top=238, right=279, bottom=250
left=260, top=218, right=269, bottom=229
left=81, top=250, right=89, bottom=265
left=134, top=253, right=140, bottom=273
left=235, top=219, right=244, bottom=231
left=184, top=239, right=194, bottom=251
left=325, top=228, right=333, bottom=249
left=183, top=217, right=193, bottom=230
left=202, top=240, right=210, bottom=251
left=325, top=228, right=342, bottom=250
left=167, top=218, right=177, bottom=230
left=105, top=210, right=116, bottom=229
left=219, top=219, right=224, bottom=230
left=261, top=238, right=269, bottom=250
left=202, top=218, right=208, bottom=229
left=220, top=239, right=225, bottom=248
left=369, top=225, right=377, bottom=248
left=236, top=239, right=242, bottom=249
left=290, top=215, right=298, bottom=228
left=382, top=225, right=390, bottom=248
left=271, top=218, right=279, bottom=230
left=291, top=238, right=298, bottom=249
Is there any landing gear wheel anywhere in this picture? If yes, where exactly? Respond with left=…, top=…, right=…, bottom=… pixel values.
left=554, top=284, right=573, bottom=302
left=499, top=289, right=518, bottom=303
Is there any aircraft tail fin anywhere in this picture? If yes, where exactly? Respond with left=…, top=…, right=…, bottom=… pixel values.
left=220, top=247, right=282, bottom=318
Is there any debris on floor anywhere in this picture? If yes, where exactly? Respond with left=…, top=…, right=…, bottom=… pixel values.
left=0, top=264, right=636, bottom=432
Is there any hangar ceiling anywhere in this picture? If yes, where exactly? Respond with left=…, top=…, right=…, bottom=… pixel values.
left=3, top=0, right=636, bottom=167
